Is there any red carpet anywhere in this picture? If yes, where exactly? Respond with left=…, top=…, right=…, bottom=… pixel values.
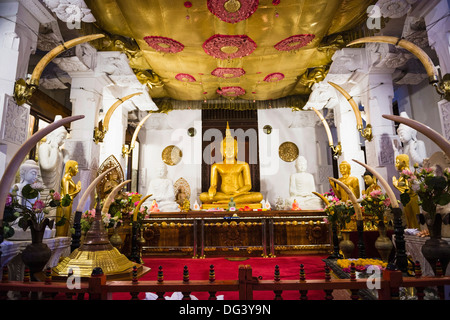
left=113, top=255, right=328, bottom=300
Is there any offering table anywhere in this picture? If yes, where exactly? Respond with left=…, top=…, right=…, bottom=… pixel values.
left=140, top=210, right=330, bottom=258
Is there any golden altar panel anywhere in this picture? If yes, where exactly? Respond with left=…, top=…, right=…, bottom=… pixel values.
left=140, top=211, right=330, bottom=258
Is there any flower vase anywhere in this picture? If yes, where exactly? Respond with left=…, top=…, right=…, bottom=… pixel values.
left=374, top=220, right=393, bottom=262
left=21, top=218, right=53, bottom=281
left=339, top=230, right=354, bottom=259
left=109, top=227, right=123, bottom=249
left=421, top=213, right=450, bottom=276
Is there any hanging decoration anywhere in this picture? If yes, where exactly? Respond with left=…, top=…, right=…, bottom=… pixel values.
left=211, top=67, right=246, bottom=78
left=144, top=36, right=184, bottom=53
left=203, top=34, right=257, bottom=59
left=217, top=86, right=246, bottom=97
left=184, top=1, right=192, bottom=20
left=207, top=0, right=259, bottom=23
left=175, top=73, right=196, bottom=82
left=274, top=34, right=315, bottom=51
left=264, top=72, right=285, bottom=82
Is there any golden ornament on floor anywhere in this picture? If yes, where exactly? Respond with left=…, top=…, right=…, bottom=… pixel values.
left=53, top=182, right=138, bottom=278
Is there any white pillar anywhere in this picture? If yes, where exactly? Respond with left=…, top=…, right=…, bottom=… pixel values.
left=0, top=1, right=40, bottom=177
left=64, top=72, right=112, bottom=212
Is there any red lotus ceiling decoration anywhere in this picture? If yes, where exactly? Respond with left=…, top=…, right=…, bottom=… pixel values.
left=211, top=67, right=246, bottom=78
left=264, top=72, right=285, bottom=82
left=203, top=34, right=257, bottom=59
left=175, top=73, right=196, bottom=82
left=217, top=86, right=246, bottom=97
left=207, top=0, right=259, bottom=24
left=143, top=36, right=184, bottom=53
left=274, top=34, right=315, bottom=51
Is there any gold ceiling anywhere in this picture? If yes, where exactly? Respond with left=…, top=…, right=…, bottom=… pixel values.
left=84, top=0, right=374, bottom=103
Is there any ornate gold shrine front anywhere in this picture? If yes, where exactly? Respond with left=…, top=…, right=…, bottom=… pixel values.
left=140, top=211, right=330, bottom=258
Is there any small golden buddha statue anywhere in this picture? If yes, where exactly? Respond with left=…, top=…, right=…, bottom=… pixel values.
left=331, top=161, right=360, bottom=201
left=392, top=154, right=420, bottom=229
left=56, top=160, right=82, bottom=237
left=199, top=123, right=263, bottom=208
left=362, top=171, right=381, bottom=196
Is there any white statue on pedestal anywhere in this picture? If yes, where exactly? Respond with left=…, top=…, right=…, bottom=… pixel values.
left=38, top=115, right=69, bottom=194
left=143, top=163, right=180, bottom=212
left=396, top=112, right=427, bottom=167
left=10, top=160, right=54, bottom=240
left=288, top=156, right=322, bottom=210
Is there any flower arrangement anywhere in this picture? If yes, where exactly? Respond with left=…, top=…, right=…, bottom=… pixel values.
left=323, top=197, right=355, bottom=230
left=360, top=189, right=392, bottom=221
left=337, top=258, right=388, bottom=273
left=80, top=209, right=122, bottom=233
left=400, top=165, right=450, bottom=221
left=3, top=183, right=70, bottom=238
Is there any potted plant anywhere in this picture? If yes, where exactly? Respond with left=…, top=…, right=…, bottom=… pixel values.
left=361, top=190, right=393, bottom=262
left=324, top=197, right=355, bottom=259
left=3, top=183, right=70, bottom=280
left=400, top=165, right=450, bottom=275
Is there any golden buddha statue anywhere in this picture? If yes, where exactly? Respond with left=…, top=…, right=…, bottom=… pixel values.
left=362, top=170, right=381, bottom=196
left=56, top=160, right=82, bottom=236
left=392, top=154, right=420, bottom=229
left=199, top=123, right=263, bottom=209
left=331, top=161, right=360, bottom=201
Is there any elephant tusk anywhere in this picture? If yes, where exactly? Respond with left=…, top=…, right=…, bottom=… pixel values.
left=102, top=92, right=143, bottom=132
left=311, top=107, right=334, bottom=147
left=101, top=180, right=131, bottom=215
left=75, top=166, right=117, bottom=212
left=347, top=36, right=439, bottom=84
left=382, top=114, right=450, bottom=158
left=328, top=82, right=363, bottom=128
left=312, top=191, right=330, bottom=206
left=0, top=115, right=84, bottom=221
left=130, top=113, right=152, bottom=150
left=30, top=34, right=105, bottom=87
left=352, top=159, right=399, bottom=209
left=132, top=194, right=152, bottom=222
left=328, top=177, right=363, bottom=220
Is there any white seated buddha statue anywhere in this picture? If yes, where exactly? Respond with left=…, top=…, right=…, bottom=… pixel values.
left=143, top=163, right=180, bottom=212
left=10, top=160, right=54, bottom=240
left=288, top=156, right=322, bottom=210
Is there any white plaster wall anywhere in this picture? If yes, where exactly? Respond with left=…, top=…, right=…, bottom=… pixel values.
left=138, top=110, right=202, bottom=206
left=407, top=81, right=443, bottom=158
left=258, top=108, right=321, bottom=206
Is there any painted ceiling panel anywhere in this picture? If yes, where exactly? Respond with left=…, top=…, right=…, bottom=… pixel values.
left=84, top=0, right=374, bottom=103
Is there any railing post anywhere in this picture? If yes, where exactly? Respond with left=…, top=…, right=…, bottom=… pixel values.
left=379, top=268, right=402, bottom=300
left=88, top=267, right=108, bottom=300
left=239, top=265, right=254, bottom=300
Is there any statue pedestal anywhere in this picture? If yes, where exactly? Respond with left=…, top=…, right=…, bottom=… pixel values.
left=202, top=203, right=262, bottom=210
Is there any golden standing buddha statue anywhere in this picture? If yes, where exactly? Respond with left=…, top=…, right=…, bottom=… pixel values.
left=331, top=161, right=360, bottom=201
left=199, top=123, right=263, bottom=209
left=392, top=154, right=420, bottom=229
left=56, top=160, right=82, bottom=236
